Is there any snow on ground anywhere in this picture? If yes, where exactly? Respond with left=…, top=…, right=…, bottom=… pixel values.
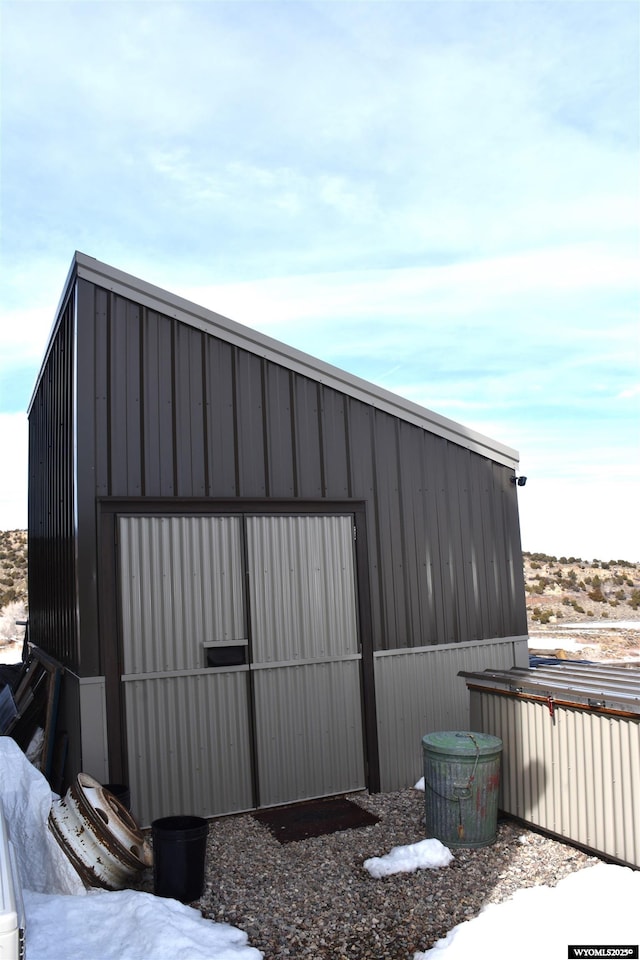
left=528, top=620, right=640, bottom=658
left=0, top=737, right=262, bottom=960
left=414, top=861, right=640, bottom=960
left=527, top=633, right=589, bottom=652
left=364, top=837, right=453, bottom=878
left=22, top=889, right=263, bottom=960
left=559, top=620, right=640, bottom=630
left=0, top=641, right=23, bottom=664
left=1, top=735, right=639, bottom=960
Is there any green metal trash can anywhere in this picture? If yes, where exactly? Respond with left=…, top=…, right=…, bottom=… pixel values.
left=422, top=730, right=502, bottom=848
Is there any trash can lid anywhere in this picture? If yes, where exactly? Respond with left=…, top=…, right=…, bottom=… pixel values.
left=422, top=731, right=502, bottom=756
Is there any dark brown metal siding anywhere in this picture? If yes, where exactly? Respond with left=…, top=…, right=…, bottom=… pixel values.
left=27, top=292, right=79, bottom=670
left=79, top=278, right=527, bottom=653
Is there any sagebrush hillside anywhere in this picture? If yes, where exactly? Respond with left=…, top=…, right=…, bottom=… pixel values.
left=523, top=551, right=640, bottom=624
left=0, top=529, right=28, bottom=609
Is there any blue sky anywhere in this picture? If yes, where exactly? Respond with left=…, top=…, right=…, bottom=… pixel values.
left=1, top=0, right=639, bottom=561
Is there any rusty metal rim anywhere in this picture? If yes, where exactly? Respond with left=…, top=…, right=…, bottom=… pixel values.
left=48, top=775, right=151, bottom=890
left=71, top=775, right=150, bottom=868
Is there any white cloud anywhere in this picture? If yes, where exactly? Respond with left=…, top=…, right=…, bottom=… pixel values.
left=172, top=245, right=638, bottom=369
left=618, top=383, right=640, bottom=400
left=0, top=306, right=54, bottom=369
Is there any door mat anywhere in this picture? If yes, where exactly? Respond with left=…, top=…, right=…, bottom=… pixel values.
left=253, top=796, right=380, bottom=844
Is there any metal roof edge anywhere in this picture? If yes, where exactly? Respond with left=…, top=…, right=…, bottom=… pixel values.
left=27, top=255, right=80, bottom=415
left=52, top=252, right=518, bottom=467
left=374, top=634, right=529, bottom=656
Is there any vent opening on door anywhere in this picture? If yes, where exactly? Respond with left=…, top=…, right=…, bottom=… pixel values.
left=205, top=645, right=247, bottom=668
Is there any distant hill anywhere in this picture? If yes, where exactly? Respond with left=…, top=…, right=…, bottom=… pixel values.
left=0, top=530, right=28, bottom=645
left=522, top=551, right=640, bottom=624
left=0, top=529, right=27, bottom=609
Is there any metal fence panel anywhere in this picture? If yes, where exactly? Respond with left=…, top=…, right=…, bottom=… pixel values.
left=469, top=683, right=640, bottom=867
left=374, top=637, right=528, bottom=792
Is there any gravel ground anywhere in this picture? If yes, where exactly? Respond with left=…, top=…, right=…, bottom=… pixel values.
left=146, top=788, right=601, bottom=960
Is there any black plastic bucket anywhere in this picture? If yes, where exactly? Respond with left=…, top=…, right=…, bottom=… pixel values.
left=151, top=815, right=208, bottom=903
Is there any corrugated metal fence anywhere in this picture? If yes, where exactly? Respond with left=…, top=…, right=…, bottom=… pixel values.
left=374, top=636, right=529, bottom=791
left=464, top=664, right=640, bottom=867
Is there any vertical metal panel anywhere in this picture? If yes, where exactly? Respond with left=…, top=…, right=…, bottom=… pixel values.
left=253, top=661, right=365, bottom=805
left=93, top=286, right=110, bottom=497
left=247, top=515, right=358, bottom=663
left=263, top=362, right=295, bottom=497
left=373, top=413, right=409, bottom=648
left=292, top=374, right=323, bottom=497
left=203, top=336, right=237, bottom=496
left=395, top=420, right=431, bottom=647
left=109, top=296, right=143, bottom=495
left=27, top=291, right=78, bottom=670
left=141, top=309, right=175, bottom=496
left=247, top=515, right=365, bottom=805
left=119, top=516, right=245, bottom=674
left=470, top=690, right=640, bottom=868
left=174, top=324, right=206, bottom=497
left=78, top=677, right=109, bottom=783
left=374, top=637, right=529, bottom=792
left=345, top=397, right=382, bottom=642
left=234, top=351, right=266, bottom=496
left=319, top=386, right=350, bottom=497
left=119, top=515, right=252, bottom=824
left=366, top=417, right=527, bottom=651
left=123, top=672, right=253, bottom=826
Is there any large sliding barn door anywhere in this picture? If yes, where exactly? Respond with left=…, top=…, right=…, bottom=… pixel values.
left=247, top=516, right=365, bottom=806
left=118, top=513, right=364, bottom=823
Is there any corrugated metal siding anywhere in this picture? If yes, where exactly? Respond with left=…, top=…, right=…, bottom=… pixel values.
left=27, top=291, right=78, bottom=670
left=246, top=515, right=358, bottom=663
left=119, top=515, right=245, bottom=674
left=78, top=278, right=526, bottom=653
left=119, top=515, right=252, bottom=823
left=374, top=637, right=529, bottom=792
left=247, top=515, right=364, bottom=805
left=468, top=672, right=640, bottom=868
left=123, top=672, right=253, bottom=826
left=253, top=660, right=365, bottom=806
left=119, top=513, right=365, bottom=818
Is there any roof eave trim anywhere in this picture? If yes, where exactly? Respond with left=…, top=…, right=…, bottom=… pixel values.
left=71, top=252, right=518, bottom=467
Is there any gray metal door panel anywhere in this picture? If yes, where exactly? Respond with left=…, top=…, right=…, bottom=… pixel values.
left=119, top=515, right=246, bottom=673
left=247, top=515, right=365, bottom=805
left=119, top=515, right=253, bottom=822
left=253, top=659, right=365, bottom=805
left=119, top=513, right=365, bottom=818
left=123, top=672, right=253, bottom=825
left=247, top=515, right=359, bottom=663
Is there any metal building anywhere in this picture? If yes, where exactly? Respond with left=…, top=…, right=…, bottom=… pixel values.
left=28, top=252, right=529, bottom=825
